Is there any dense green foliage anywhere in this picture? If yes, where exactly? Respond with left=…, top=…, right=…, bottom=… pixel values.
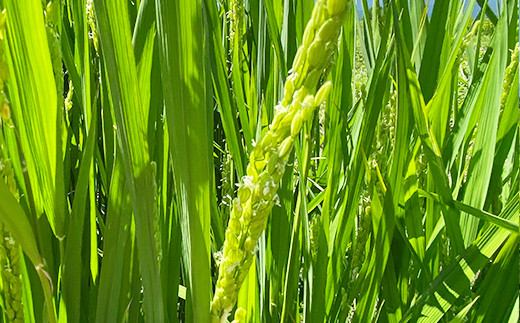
left=0, top=0, right=518, bottom=322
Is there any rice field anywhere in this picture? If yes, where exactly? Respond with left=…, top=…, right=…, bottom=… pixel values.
left=0, top=0, right=518, bottom=322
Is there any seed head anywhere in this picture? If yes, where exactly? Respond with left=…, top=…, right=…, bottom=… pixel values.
left=211, top=1, right=346, bottom=321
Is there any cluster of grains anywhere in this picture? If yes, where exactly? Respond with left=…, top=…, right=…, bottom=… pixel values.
left=371, top=89, right=396, bottom=173
left=462, top=128, right=477, bottom=183
left=456, top=21, right=481, bottom=108
left=353, top=36, right=368, bottom=102
left=457, top=20, right=480, bottom=68
left=219, top=146, right=234, bottom=227
left=415, top=147, right=427, bottom=189
left=350, top=194, right=371, bottom=282
left=227, top=0, right=244, bottom=50
left=86, top=0, right=99, bottom=51
left=210, top=0, right=349, bottom=321
left=0, top=159, right=24, bottom=323
left=309, top=215, right=321, bottom=262
left=500, top=42, right=519, bottom=112
left=44, top=0, right=64, bottom=110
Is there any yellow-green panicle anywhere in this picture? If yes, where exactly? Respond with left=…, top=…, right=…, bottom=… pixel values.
left=210, top=0, right=350, bottom=322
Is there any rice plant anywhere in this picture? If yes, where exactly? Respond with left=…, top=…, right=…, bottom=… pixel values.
left=0, top=0, right=518, bottom=322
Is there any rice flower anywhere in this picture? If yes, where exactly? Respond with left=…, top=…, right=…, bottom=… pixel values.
left=210, top=0, right=350, bottom=321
